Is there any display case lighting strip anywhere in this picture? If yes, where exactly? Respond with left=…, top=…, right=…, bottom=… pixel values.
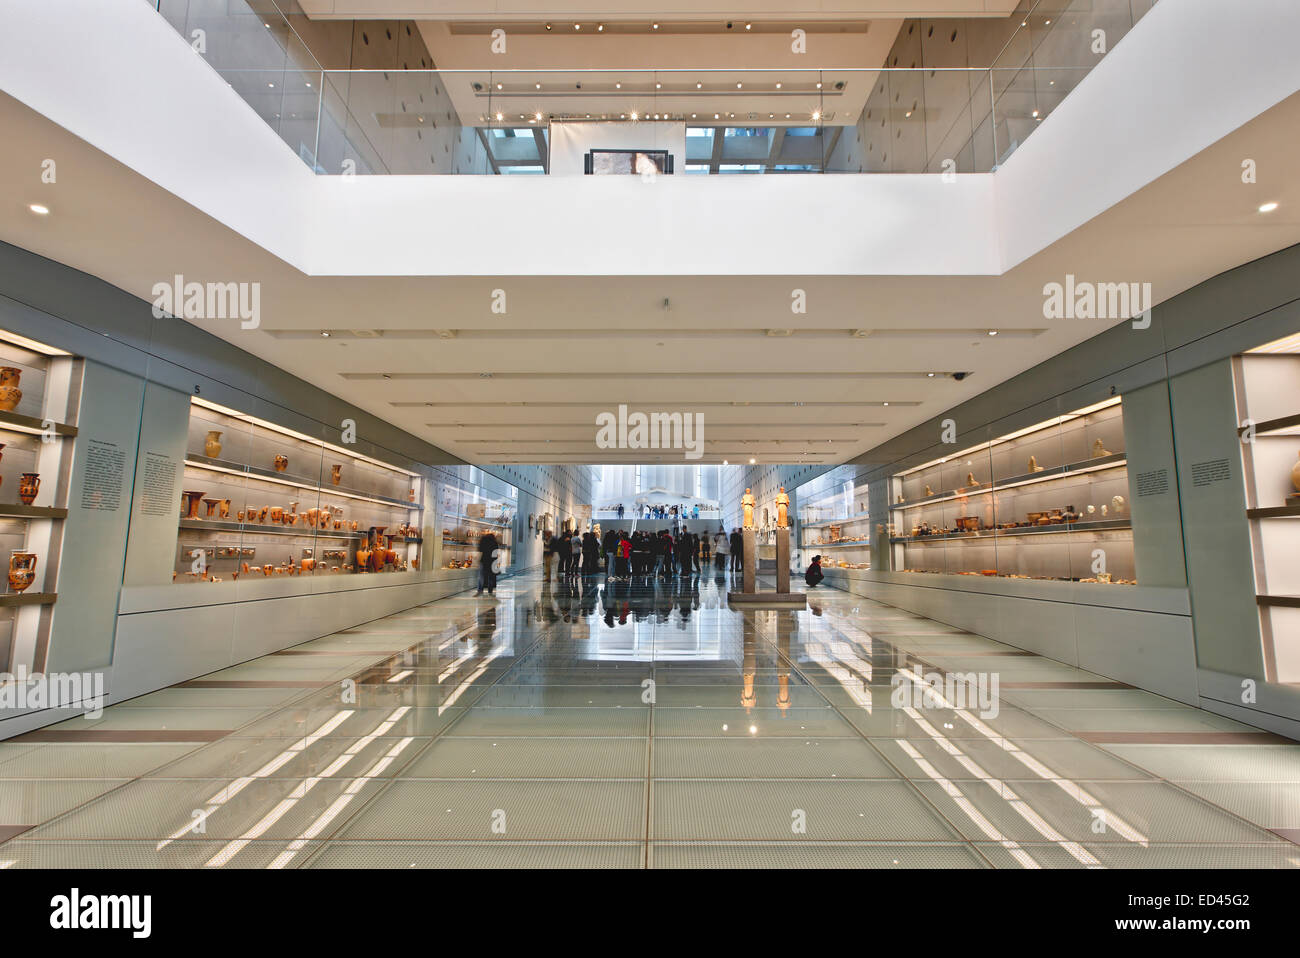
left=0, top=330, right=72, bottom=357
left=897, top=397, right=1122, bottom=478
left=190, top=397, right=419, bottom=477
left=894, top=459, right=1127, bottom=510
left=184, top=459, right=416, bottom=509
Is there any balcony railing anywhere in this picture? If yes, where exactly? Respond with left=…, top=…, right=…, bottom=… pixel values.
left=151, top=0, right=1156, bottom=176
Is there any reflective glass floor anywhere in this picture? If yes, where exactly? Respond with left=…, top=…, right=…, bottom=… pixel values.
left=2, top=570, right=1299, bottom=868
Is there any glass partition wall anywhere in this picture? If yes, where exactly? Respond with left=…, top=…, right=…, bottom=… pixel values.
left=889, top=398, right=1136, bottom=583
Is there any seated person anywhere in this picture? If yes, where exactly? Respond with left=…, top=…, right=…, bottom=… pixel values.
left=805, top=555, right=825, bottom=587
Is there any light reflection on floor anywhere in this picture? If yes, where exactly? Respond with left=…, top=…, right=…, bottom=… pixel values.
left=0, top=570, right=1298, bottom=868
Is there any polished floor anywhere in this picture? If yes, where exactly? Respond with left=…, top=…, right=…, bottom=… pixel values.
left=2, top=569, right=1299, bottom=868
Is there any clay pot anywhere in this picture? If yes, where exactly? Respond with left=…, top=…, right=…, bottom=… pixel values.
left=273, top=455, right=288, bottom=473
left=8, top=552, right=37, bottom=593
left=203, top=497, right=220, bottom=517
left=411, top=558, right=419, bottom=570
left=0, top=367, right=22, bottom=412
left=204, top=430, right=223, bottom=458
left=331, top=464, right=343, bottom=486
left=18, top=472, right=40, bottom=506
left=301, top=558, right=316, bottom=572
left=269, top=507, right=284, bottom=524
left=306, top=507, right=319, bottom=528
left=219, top=499, right=231, bottom=519
left=263, top=564, right=273, bottom=576
left=181, top=489, right=206, bottom=519
left=355, top=547, right=371, bottom=570
left=236, top=511, right=245, bottom=522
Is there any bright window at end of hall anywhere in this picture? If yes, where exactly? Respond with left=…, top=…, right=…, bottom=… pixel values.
left=685, top=164, right=710, bottom=174
left=502, top=166, right=545, bottom=174
left=784, top=128, right=822, bottom=137
left=719, top=164, right=765, bottom=173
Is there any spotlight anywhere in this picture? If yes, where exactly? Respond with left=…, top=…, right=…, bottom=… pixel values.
left=1259, top=201, right=1280, bottom=213
left=28, top=203, right=49, bottom=215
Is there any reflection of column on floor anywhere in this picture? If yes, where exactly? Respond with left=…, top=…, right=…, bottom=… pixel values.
left=741, top=611, right=757, bottom=710
left=776, top=612, right=794, bottom=712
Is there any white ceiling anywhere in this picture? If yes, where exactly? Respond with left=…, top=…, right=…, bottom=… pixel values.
left=299, top=1, right=1022, bottom=22
left=1, top=83, right=1298, bottom=465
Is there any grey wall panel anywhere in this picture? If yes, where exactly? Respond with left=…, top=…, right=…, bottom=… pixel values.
left=46, top=361, right=147, bottom=672
left=1168, top=360, right=1264, bottom=678
left=1121, top=380, right=1187, bottom=588
left=122, top=380, right=191, bottom=588
left=1074, top=604, right=1199, bottom=704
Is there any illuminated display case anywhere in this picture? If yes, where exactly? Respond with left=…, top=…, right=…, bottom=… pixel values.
left=0, top=331, right=81, bottom=672
left=889, top=398, right=1136, bottom=584
left=173, top=398, right=423, bottom=583
left=439, top=475, right=515, bottom=571
left=796, top=465, right=870, bottom=571
left=1234, top=335, right=1300, bottom=682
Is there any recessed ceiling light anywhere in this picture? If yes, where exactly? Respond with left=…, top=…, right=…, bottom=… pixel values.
left=749, top=458, right=756, bottom=464
left=535, top=83, right=541, bottom=89
left=267, top=82, right=275, bottom=88
left=746, top=23, right=752, bottom=30
left=652, top=22, right=659, bottom=30
left=737, top=82, right=743, bottom=89
left=883, top=402, right=889, bottom=406
left=722, top=459, right=728, bottom=465
left=927, top=372, right=935, bottom=377
left=696, top=82, right=703, bottom=89
left=656, top=82, right=662, bottom=89
left=27, top=203, right=49, bottom=215
left=1259, top=201, right=1280, bottom=213
left=812, top=110, right=821, bottom=121
left=495, top=112, right=503, bottom=121
left=597, top=23, right=604, bottom=32
left=775, top=82, right=782, bottom=89
left=574, top=23, right=580, bottom=30
left=545, top=23, right=552, bottom=30
left=321, top=331, right=330, bottom=337
left=988, top=329, right=998, bottom=336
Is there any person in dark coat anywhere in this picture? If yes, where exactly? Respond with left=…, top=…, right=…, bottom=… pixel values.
left=476, top=531, right=499, bottom=595
left=805, top=555, right=824, bottom=588
left=729, top=528, right=744, bottom=573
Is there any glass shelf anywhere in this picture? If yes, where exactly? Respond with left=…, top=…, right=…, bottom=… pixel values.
left=889, top=398, right=1135, bottom=585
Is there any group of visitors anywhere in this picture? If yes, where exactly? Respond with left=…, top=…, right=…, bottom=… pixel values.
left=639, top=503, right=700, bottom=520
left=541, top=526, right=749, bottom=581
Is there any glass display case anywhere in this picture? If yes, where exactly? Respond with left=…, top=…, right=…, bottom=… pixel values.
left=889, top=398, right=1135, bottom=584
left=1235, top=334, right=1300, bottom=682
left=796, top=465, right=870, bottom=571
left=0, top=331, right=81, bottom=672
left=438, top=475, right=514, bottom=572
left=173, top=398, right=423, bottom=584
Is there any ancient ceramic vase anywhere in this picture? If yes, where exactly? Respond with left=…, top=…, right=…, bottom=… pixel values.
left=273, top=455, right=288, bottom=473
left=1292, top=451, right=1300, bottom=495
left=8, top=552, right=37, bottom=593
left=18, top=472, right=39, bottom=505
left=331, top=464, right=342, bottom=485
left=0, top=367, right=22, bottom=412
left=204, top=430, right=223, bottom=457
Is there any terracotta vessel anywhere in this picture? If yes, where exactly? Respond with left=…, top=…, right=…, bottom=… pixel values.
left=263, top=564, right=273, bottom=576
left=306, top=507, right=319, bottom=528
left=1292, top=451, right=1300, bottom=495
left=236, top=510, right=245, bottom=522
left=273, top=454, right=288, bottom=473
left=18, top=472, right=40, bottom=506
left=203, top=497, right=220, bottom=517
left=8, top=552, right=37, bottom=593
left=204, top=430, right=223, bottom=458
left=355, top=546, right=371, bottom=570
left=331, top=464, right=343, bottom=486
left=269, top=506, right=284, bottom=524
left=301, top=558, right=316, bottom=572
left=0, top=367, right=22, bottom=412
left=219, top=499, right=231, bottom=519
left=0, top=442, right=5, bottom=487
left=181, top=489, right=206, bottom=519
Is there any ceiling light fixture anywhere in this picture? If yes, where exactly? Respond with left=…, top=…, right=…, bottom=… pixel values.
left=545, top=23, right=552, bottom=30
left=27, top=203, right=49, bottom=215
left=321, top=331, right=330, bottom=337
left=749, top=458, right=756, bottom=464
left=652, top=22, right=659, bottom=30
left=988, top=329, right=998, bottom=336
left=1259, top=201, right=1280, bottom=213
left=597, top=23, right=604, bottom=32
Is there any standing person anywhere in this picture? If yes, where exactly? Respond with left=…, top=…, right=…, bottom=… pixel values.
left=603, top=527, right=617, bottom=577
left=617, top=503, right=625, bottom=521
left=570, top=532, right=583, bottom=579
left=583, top=530, right=600, bottom=575
left=543, top=532, right=556, bottom=581
left=675, top=532, right=693, bottom=577
left=476, top=530, right=499, bottom=596
left=712, top=529, right=728, bottom=571
left=730, top=527, right=744, bottom=574
left=660, top=530, right=674, bottom=577
left=618, top=532, right=632, bottom=579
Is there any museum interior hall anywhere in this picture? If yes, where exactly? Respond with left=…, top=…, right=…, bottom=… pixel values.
left=1, top=0, right=1300, bottom=882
